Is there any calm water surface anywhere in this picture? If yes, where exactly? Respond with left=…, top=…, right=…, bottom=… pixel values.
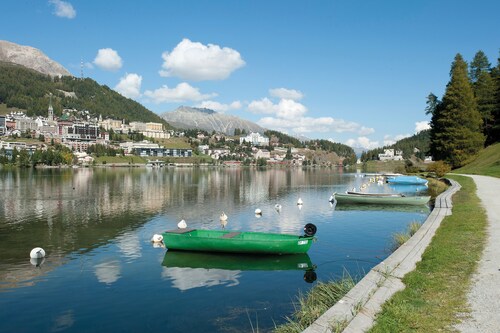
left=0, top=168, right=430, bottom=332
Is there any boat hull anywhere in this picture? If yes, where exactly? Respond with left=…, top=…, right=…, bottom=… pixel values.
left=334, top=193, right=430, bottom=205
left=162, top=229, right=314, bottom=254
left=386, top=175, right=428, bottom=185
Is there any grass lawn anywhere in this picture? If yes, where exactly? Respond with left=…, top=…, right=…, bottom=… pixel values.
left=94, top=155, right=146, bottom=164
left=369, top=175, right=487, bottom=332
left=453, top=142, right=500, bottom=178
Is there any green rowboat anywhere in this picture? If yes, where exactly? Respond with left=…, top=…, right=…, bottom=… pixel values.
left=161, top=225, right=316, bottom=254
left=333, top=192, right=430, bottom=206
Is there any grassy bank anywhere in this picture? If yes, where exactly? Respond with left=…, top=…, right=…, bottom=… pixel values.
left=369, top=175, right=487, bottom=332
left=94, top=155, right=147, bottom=164
left=274, top=276, right=357, bottom=332
left=453, top=142, right=500, bottom=177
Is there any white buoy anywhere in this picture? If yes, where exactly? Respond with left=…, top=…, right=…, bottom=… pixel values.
left=151, top=234, right=163, bottom=242
left=255, top=208, right=262, bottom=215
left=177, top=219, right=187, bottom=229
left=30, top=247, right=45, bottom=259
left=297, top=198, right=303, bottom=205
left=220, top=212, right=228, bottom=229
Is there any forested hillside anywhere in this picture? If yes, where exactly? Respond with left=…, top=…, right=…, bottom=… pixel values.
left=361, top=130, right=430, bottom=161
left=0, top=61, right=170, bottom=126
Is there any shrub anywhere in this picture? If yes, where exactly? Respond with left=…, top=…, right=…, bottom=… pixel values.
left=426, top=161, right=451, bottom=177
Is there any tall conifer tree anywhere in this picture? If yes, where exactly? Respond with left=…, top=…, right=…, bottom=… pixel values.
left=491, top=52, right=500, bottom=143
left=470, top=51, right=496, bottom=144
left=430, top=54, right=484, bottom=168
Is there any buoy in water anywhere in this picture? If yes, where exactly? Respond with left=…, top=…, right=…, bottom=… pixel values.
left=255, top=208, right=262, bottom=215
left=30, top=247, right=45, bottom=259
left=177, top=219, right=187, bottom=229
left=220, top=212, right=228, bottom=229
left=297, top=198, right=303, bottom=205
left=151, top=234, right=163, bottom=242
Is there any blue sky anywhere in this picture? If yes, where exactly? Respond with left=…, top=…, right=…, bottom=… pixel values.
left=1, top=1, right=499, bottom=150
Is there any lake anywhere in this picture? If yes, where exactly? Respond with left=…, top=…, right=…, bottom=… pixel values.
left=0, top=167, right=430, bottom=332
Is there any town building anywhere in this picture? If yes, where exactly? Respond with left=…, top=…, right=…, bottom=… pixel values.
left=0, top=116, right=5, bottom=136
left=239, top=132, right=269, bottom=146
left=378, top=149, right=403, bottom=161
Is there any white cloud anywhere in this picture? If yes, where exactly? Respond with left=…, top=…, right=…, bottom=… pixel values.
left=345, top=137, right=380, bottom=150
left=159, top=38, right=245, bottom=81
left=415, top=121, right=431, bottom=133
left=383, top=134, right=411, bottom=146
left=358, top=126, right=375, bottom=136
left=248, top=98, right=308, bottom=118
left=258, top=116, right=373, bottom=135
left=196, top=100, right=242, bottom=112
left=49, top=0, right=76, bottom=19
left=269, top=88, right=304, bottom=101
left=144, top=82, right=217, bottom=103
left=249, top=94, right=373, bottom=137
left=93, top=48, right=123, bottom=71
left=115, top=73, right=142, bottom=99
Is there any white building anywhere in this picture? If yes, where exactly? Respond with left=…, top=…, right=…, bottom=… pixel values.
left=239, top=132, right=269, bottom=146
left=254, top=149, right=271, bottom=159
left=378, top=149, right=403, bottom=161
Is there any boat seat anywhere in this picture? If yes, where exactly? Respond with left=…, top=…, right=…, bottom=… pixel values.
left=222, top=232, right=241, bottom=238
left=166, top=228, right=196, bottom=234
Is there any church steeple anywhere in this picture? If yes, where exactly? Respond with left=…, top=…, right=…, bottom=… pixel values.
left=48, top=93, right=54, bottom=122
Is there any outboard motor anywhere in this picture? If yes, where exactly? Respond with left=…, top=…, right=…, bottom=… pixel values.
left=303, top=223, right=317, bottom=237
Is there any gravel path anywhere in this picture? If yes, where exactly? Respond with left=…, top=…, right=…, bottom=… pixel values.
left=456, top=175, right=500, bottom=333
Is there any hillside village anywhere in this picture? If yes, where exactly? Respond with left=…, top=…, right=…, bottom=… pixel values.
left=0, top=101, right=348, bottom=167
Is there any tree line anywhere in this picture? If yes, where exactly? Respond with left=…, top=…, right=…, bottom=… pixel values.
left=0, top=144, right=73, bottom=167
left=362, top=50, right=499, bottom=168
left=427, top=51, right=499, bottom=168
left=0, top=62, right=169, bottom=127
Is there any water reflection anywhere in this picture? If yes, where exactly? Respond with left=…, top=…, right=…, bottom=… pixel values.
left=334, top=204, right=431, bottom=213
left=94, top=260, right=121, bottom=285
left=161, top=251, right=316, bottom=289
left=0, top=168, right=431, bottom=333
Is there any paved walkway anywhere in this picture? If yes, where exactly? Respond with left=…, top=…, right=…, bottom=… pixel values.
left=303, top=175, right=500, bottom=332
left=455, top=175, right=500, bottom=333
left=304, top=179, right=461, bottom=333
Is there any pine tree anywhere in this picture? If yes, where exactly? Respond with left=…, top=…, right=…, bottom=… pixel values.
left=469, top=50, right=490, bottom=82
left=430, top=54, right=485, bottom=168
left=491, top=52, right=500, bottom=143
left=470, top=51, right=496, bottom=144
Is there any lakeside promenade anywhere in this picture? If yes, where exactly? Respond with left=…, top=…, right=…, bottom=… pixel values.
left=455, top=175, right=500, bottom=332
left=304, top=175, right=500, bottom=332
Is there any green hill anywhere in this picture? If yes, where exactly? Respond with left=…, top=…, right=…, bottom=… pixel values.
left=0, top=61, right=171, bottom=127
left=453, top=142, right=500, bottom=177
left=361, top=130, right=430, bottom=161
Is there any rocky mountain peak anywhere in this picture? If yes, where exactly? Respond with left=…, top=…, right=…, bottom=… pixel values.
left=162, top=106, right=265, bottom=135
left=177, top=106, right=216, bottom=115
left=0, top=40, right=72, bottom=77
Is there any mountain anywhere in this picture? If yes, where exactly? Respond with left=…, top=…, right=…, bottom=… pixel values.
left=0, top=61, right=169, bottom=126
left=162, top=106, right=265, bottom=135
left=0, top=40, right=72, bottom=77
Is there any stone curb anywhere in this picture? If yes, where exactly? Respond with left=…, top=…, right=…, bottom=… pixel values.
left=303, top=178, right=462, bottom=333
